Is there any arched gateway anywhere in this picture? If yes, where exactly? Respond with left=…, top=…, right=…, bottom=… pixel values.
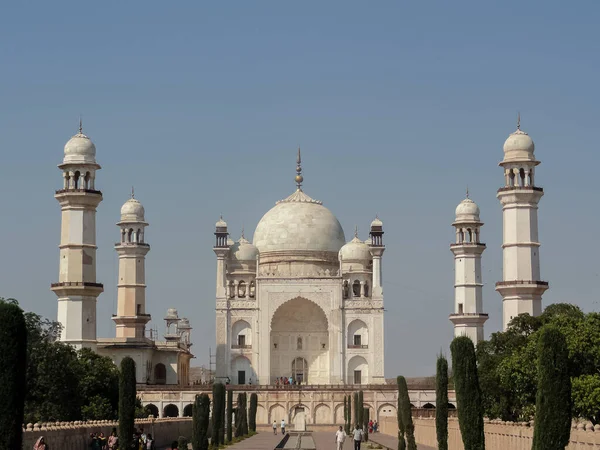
left=270, top=297, right=329, bottom=384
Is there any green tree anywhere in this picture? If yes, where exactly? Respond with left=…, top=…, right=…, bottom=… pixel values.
left=241, top=393, right=249, bottom=436
left=353, top=392, right=359, bottom=427
left=397, top=377, right=406, bottom=450
left=436, top=354, right=449, bottom=450
left=235, top=393, right=244, bottom=438
left=0, top=301, right=27, bottom=450
left=451, top=336, right=484, bottom=450
left=77, top=348, right=119, bottom=419
left=358, top=390, right=364, bottom=429
left=532, top=326, right=572, bottom=450
left=343, top=396, right=348, bottom=434
left=363, top=407, right=370, bottom=442
left=572, top=374, right=600, bottom=425
left=397, top=376, right=416, bottom=450
left=192, top=394, right=210, bottom=450
left=118, top=357, right=137, bottom=450
left=82, top=395, right=114, bottom=421
left=226, top=388, right=233, bottom=442
left=212, top=383, right=225, bottom=446
left=249, top=393, right=258, bottom=432
left=347, top=394, right=352, bottom=434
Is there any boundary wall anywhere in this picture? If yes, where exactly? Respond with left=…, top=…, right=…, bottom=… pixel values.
left=23, top=417, right=192, bottom=450
left=380, top=416, right=600, bottom=449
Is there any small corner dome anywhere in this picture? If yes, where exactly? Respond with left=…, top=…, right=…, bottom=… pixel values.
left=340, top=236, right=372, bottom=261
left=455, top=198, right=480, bottom=222
left=64, top=132, right=97, bottom=164
left=216, top=217, right=227, bottom=228
left=165, top=308, right=178, bottom=319
left=229, top=236, right=259, bottom=262
left=503, top=129, right=535, bottom=162
left=371, top=217, right=383, bottom=228
left=120, top=198, right=145, bottom=222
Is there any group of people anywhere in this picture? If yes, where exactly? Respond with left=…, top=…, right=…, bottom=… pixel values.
left=334, top=421, right=379, bottom=450
left=274, top=376, right=302, bottom=386
left=88, top=427, right=154, bottom=450
left=272, top=419, right=286, bottom=435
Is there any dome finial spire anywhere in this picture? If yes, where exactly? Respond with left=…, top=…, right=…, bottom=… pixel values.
left=295, top=147, right=304, bottom=190
left=131, top=186, right=135, bottom=199
left=354, top=225, right=358, bottom=238
left=78, top=115, right=83, bottom=134
left=466, top=186, right=469, bottom=199
left=241, top=225, right=245, bottom=239
left=517, top=111, right=521, bottom=131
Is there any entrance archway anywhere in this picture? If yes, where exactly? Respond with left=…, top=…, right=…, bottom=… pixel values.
left=270, top=297, right=329, bottom=384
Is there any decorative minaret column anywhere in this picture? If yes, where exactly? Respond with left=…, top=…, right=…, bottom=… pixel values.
left=496, top=117, right=548, bottom=330
left=449, top=193, right=488, bottom=343
left=213, top=217, right=230, bottom=379
left=112, top=190, right=150, bottom=340
left=51, top=122, right=103, bottom=350
left=368, top=216, right=385, bottom=297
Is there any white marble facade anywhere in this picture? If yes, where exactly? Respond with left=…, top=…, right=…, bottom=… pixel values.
left=214, top=151, right=385, bottom=386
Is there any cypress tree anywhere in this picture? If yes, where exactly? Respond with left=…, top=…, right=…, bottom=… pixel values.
left=358, top=390, right=364, bottom=429
left=226, top=388, right=233, bottom=443
left=532, top=325, right=572, bottom=450
left=118, top=357, right=137, bottom=450
left=249, top=393, right=258, bottom=432
left=242, top=393, right=249, bottom=435
left=363, top=407, right=370, bottom=442
left=192, top=394, right=210, bottom=450
left=219, top=386, right=226, bottom=444
left=436, top=354, right=449, bottom=450
left=235, top=393, right=244, bottom=437
left=397, top=377, right=406, bottom=450
left=0, top=301, right=27, bottom=450
left=353, top=392, right=359, bottom=427
left=347, top=394, right=352, bottom=434
left=398, top=376, right=417, bottom=450
left=343, top=396, right=348, bottom=433
left=211, top=383, right=225, bottom=447
left=450, top=336, right=484, bottom=450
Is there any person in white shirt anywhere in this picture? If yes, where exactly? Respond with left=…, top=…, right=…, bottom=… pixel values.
left=281, top=419, right=286, bottom=435
left=335, top=426, right=346, bottom=450
left=352, top=424, right=363, bottom=450
left=273, top=420, right=277, bottom=435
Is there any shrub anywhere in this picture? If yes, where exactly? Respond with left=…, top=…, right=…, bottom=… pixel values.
left=0, top=301, right=27, bottom=450
left=451, top=336, right=484, bottom=450
left=532, top=325, right=572, bottom=450
left=118, top=357, right=137, bottom=450
left=436, top=354, right=449, bottom=450
left=358, top=390, right=364, bottom=428
left=353, top=392, right=359, bottom=427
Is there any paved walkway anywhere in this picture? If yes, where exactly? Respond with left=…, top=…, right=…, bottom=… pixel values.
left=368, top=432, right=436, bottom=450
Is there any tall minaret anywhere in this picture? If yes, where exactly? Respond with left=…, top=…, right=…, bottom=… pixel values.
left=496, top=117, right=548, bottom=330
left=449, top=193, right=488, bottom=343
left=368, top=216, right=385, bottom=297
left=51, top=122, right=103, bottom=349
left=112, top=190, right=151, bottom=340
left=213, top=216, right=229, bottom=379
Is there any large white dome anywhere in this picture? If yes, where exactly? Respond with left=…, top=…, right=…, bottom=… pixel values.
left=253, top=189, right=346, bottom=253
left=120, top=198, right=145, bottom=222
left=503, top=129, right=535, bottom=162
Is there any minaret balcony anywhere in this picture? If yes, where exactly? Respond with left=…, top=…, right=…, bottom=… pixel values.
left=347, top=344, right=368, bottom=349
left=55, top=188, right=102, bottom=195
left=231, top=344, right=252, bottom=350
left=495, top=280, right=549, bottom=296
left=449, top=312, right=489, bottom=325
left=497, top=186, right=543, bottom=193
left=449, top=243, right=486, bottom=248
left=50, top=281, right=104, bottom=296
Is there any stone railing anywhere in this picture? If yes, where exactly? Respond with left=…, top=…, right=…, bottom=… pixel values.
left=379, top=416, right=600, bottom=449
left=23, top=417, right=192, bottom=450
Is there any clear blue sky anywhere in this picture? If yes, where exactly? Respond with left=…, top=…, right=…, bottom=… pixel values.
left=1, top=1, right=599, bottom=377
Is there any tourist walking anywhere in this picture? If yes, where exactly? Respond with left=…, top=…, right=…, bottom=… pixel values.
left=334, top=426, right=346, bottom=450
left=145, top=434, right=155, bottom=450
left=281, top=418, right=286, bottom=435
left=273, top=420, right=278, bottom=435
left=352, top=424, right=363, bottom=450
left=33, top=436, right=49, bottom=450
